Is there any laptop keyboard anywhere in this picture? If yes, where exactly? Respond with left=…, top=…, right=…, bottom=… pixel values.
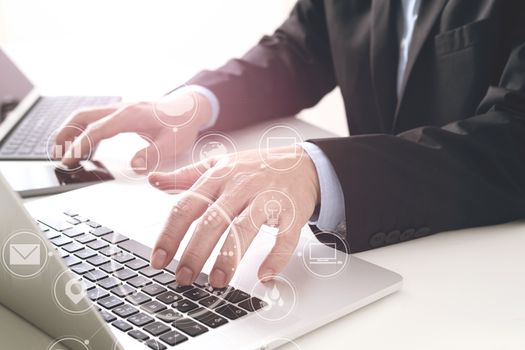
left=37, top=211, right=267, bottom=349
left=0, top=96, right=120, bottom=159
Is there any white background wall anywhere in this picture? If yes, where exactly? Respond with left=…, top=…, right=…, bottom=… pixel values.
left=0, top=0, right=348, bottom=136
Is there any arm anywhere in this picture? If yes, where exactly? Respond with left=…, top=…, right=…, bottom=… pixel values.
left=310, top=40, right=525, bottom=253
left=187, top=0, right=336, bottom=131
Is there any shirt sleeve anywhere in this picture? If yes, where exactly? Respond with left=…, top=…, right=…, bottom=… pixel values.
left=299, top=141, right=347, bottom=234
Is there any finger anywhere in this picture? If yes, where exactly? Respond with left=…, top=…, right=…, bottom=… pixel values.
left=209, top=204, right=266, bottom=288
left=257, top=214, right=302, bottom=280
left=61, top=106, right=136, bottom=167
left=148, top=158, right=216, bottom=193
left=55, top=105, right=120, bottom=150
left=174, top=190, right=253, bottom=286
left=150, top=177, right=219, bottom=271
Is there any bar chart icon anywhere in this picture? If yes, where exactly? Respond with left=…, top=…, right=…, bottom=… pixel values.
left=54, top=141, right=81, bottom=159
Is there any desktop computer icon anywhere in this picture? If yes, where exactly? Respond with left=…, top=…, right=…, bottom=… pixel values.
left=308, top=242, right=342, bottom=265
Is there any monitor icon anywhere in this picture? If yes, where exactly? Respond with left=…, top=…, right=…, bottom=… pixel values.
left=308, top=242, right=341, bottom=265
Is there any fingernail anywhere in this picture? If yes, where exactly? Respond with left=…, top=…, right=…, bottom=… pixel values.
left=210, top=268, right=227, bottom=288
left=132, top=157, right=145, bottom=170
left=176, top=266, right=193, bottom=285
left=151, top=249, right=167, bottom=269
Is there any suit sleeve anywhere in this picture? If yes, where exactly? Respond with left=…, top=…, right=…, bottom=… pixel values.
left=309, top=40, right=525, bottom=253
left=186, top=0, right=336, bottom=131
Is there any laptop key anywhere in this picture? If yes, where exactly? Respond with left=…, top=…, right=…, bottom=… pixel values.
left=98, top=295, right=124, bottom=309
left=125, top=258, right=149, bottom=271
left=238, top=297, right=267, bottom=312
left=98, top=276, right=121, bottom=289
left=102, top=232, right=129, bottom=244
left=145, top=339, right=167, bottom=350
left=173, top=318, right=208, bottom=337
left=87, top=239, right=109, bottom=250
left=62, top=241, right=84, bottom=253
left=126, top=292, right=152, bottom=306
left=153, top=273, right=176, bottom=285
left=193, top=272, right=210, bottom=287
left=38, top=217, right=72, bottom=231
left=74, top=248, right=97, bottom=260
left=62, top=226, right=86, bottom=238
left=113, top=268, right=137, bottom=281
left=159, top=330, right=188, bottom=346
left=128, top=312, right=155, bottom=327
left=57, top=249, right=69, bottom=258
left=139, top=266, right=163, bottom=278
left=143, top=321, right=170, bottom=336
left=84, top=269, right=108, bottom=282
left=118, top=239, right=152, bottom=262
left=113, top=251, right=135, bottom=264
left=45, top=230, right=60, bottom=240
left=215, top=304, right=248, bottom=320
left=112, top=319, right=132, bottom=332
left=71, top=263, right=95, bottom=275
left=128, top=275, right=152, bottom=288
left=183, top=288, right=209, bottom=301
left=100, top=262, right=123, bottom=274
left=128, top=329, right=149, bottom=341
left=87, top=255, right=110, bottom=267
left=99, top=246, right=122, bottom=257
left=99, top=309, right=116, bottom=323
left=199, top=295, right=226, bottom=309
left=62, top=255, right=82, bottom=267
left=75, top=233, right=96, bottom=244
left=90, top=226, right=113, bottom=237
left=50, top=235, right=72, bottom=247
left=112, top=304, right=139, bottom=318
left=173, top=299, right=198, bottom=313
left=88, top=287, right=109, bottom=301
left=141, top=300, right=167, bottom=314
left=111, top=284, right=136, bottom=298
left=188, top=308, right=228, bottom=328
left=157, top=291, right=182, bottom=305
left=86, top=221, right=101, bottom=229
left=167, top=282, right=193, bottom=294
left=223, top=289, right=250, bottom=303
left=156, top=309, right=183, bottom=323
left=142, top=284, right=167, bottom=297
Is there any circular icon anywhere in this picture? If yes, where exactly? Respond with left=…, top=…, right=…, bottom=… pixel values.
left=153, top=86, right=200, bottom=128
left=46, top=124, right=94, bottom=172
left=116, top=133, right=162, bottom=181
left=53, top=270, right=99, bottom=314
left=48, top=336, right=90, bottom=350
left=191, top=133, right=237, bottom=179
left=258, top=125, right=305, bottom=172
left=250, top=275, right=297, bottom=322
left=1, top=230, right=49, bottom=278
left=249, top=190, right=296, bottom=234
left=301, top=232, right=349, bottom=278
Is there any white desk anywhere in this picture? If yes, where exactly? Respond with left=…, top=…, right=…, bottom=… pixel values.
left=2, top=44, right=525, bottom=350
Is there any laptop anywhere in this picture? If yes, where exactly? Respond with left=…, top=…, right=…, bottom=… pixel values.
left=0, top=171, right=402, bottom=349
left=0, top=47, right=120, bottom=160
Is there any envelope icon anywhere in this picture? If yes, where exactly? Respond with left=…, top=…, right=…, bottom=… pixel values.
left=9, top=244, right=41, bottom=266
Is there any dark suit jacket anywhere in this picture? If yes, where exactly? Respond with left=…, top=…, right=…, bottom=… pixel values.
left=187, top=0, right=525, bottom=253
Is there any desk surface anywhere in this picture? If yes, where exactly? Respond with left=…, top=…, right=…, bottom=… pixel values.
left=2, top=44, right=525, bottom=350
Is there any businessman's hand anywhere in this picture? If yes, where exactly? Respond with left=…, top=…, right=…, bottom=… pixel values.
left=54, top=91, right=212, bottom=173
left=148, top=145, right=320, bottom=288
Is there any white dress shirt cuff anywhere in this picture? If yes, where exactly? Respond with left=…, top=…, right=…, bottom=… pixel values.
left=176, top=85, right=220, bottom=130
left=299, top=142, right=346, bottom=234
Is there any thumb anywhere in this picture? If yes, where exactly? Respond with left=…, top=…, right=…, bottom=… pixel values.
left=148, top=161, right=206, bottom=193
left=131, top=144, right=160, bottom=174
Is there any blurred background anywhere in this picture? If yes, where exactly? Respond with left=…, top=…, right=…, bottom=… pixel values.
left=0, top=0, right=348, bottom=136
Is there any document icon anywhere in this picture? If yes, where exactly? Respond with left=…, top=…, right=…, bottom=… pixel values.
left=9, top=244, right=41, bottom=266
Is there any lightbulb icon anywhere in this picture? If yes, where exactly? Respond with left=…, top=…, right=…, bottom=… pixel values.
left=264, top=199, right=282, bottom=227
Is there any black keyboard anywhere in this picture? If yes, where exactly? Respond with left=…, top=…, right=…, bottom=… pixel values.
left=37, top=211, right=267, bottom=349
left=0, top=96, right=120, bottom=160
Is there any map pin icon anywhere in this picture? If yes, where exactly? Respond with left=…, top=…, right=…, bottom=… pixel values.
left=65, top=279, right=86, bottom=304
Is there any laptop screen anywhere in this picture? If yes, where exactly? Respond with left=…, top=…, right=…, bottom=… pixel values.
left=0, top=48, right=33, bottom=116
